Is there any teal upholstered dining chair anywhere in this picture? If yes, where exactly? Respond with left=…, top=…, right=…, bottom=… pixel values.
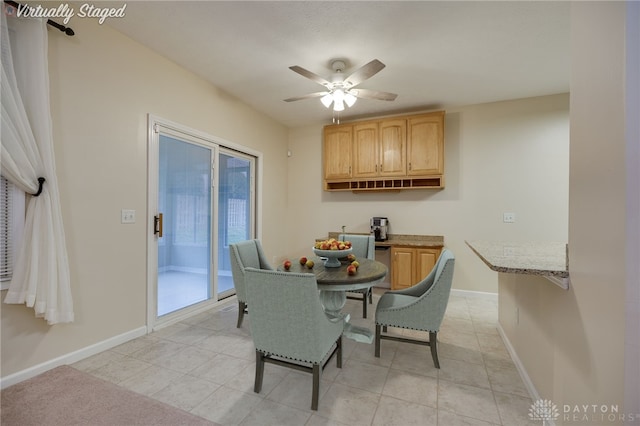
left=374, top=249, right=455, bottom=368
left=229, top=239, right=273, bottom=328
left=244, top=268, right=344, bottom=411
left=339, top=234, right=375, bottom=318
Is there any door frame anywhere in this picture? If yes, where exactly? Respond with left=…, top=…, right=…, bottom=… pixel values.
left=146, top=114, right=263, bottom=332
left=217, top=147, right=257, bottom=300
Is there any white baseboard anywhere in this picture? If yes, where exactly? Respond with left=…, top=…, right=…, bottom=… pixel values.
left=496, top=322, right=556, bottom=426
left=450, top=288, right=498, bottom=301
left=496, top=322, right=540, bottom=400
left=0, top=326, right=147, bottom=390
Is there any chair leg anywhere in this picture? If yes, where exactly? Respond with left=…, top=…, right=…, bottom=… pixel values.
left=368, top=287, right=373, bottom=304
left=311, top=364, right=321, bottom=410
left=429, top=331, right=440, bottom=369
left=254, top=350, right=265, bottom=393
left=336, top=335, right=343, bottom=368
left=362, top=294, right=367, bottom=318
left=237, top=301, right=247, bottom=328
left=375, top=324, right=381, bottom=357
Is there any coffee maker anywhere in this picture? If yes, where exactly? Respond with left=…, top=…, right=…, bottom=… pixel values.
left=370, top=217, right=389, bottom=241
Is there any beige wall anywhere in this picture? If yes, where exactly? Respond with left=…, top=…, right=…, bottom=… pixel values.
left=0, top=6, right=575, bottom=386
left=1, top=18, right=288, bottom=378
left=567, top=0, right=626, bottom=414
left=499, top=3, right=632, bottom=422
left=286, top=94, right=570, bottom=293
left=625, top=1, right=640, bottom=417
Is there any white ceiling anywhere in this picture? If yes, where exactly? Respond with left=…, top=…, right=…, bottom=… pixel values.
left=103, top=1, right=570, bottom=128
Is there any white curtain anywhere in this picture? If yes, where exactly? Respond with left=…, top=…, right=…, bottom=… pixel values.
left=1, top=13, right=73, bottom=324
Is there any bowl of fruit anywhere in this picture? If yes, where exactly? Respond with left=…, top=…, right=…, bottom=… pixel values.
left=313, top=238, right=353, bottom=267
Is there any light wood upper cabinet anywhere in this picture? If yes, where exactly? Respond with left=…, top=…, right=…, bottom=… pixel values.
left=323, top=125, right=353, bottom=180
left=407, top=112, right=444, bottom=176
left=352, top=122, right=379, bottom=178
left=323, top=111, right=445, bottom=191
left=353, top=119, right=406, bottom=178
left=379, top=119, right=406, bottom=176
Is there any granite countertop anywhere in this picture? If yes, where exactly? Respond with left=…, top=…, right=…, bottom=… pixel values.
left=375, top=234, right=444, bottom=248
left=466, top=240, right=569, bottom=280
left=326, top=232, right=444, bottom=248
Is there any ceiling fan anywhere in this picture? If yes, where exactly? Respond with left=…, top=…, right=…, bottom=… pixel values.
left=283, top=59, right=398, bottom=112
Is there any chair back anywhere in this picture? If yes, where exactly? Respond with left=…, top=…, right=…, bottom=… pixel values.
left=339, top=234, right=375, bottom=260
left=377, top=249, right=455, bottom=332
left=244, top=268, right=344, bottom=364
left=417, top=249, right=455, bottom=328
left=229, top=239, right=272, bottom=303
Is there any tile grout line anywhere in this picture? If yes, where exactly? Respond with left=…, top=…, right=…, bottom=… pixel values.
left=76, top=291, right=533, bottom=425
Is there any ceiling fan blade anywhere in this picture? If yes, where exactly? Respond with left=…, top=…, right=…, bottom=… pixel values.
left=289, top=66, right=331, bottom=87
left=344, top=59, right=386, bottom=88
left=283, top=91, right=330, bottom=102
left=353, top=89, right=398, bottom=101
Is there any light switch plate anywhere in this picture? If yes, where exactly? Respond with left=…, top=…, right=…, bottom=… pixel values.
left=503, top=212, right=516, bottom=223
left=121, top=209, right=136, bottom=224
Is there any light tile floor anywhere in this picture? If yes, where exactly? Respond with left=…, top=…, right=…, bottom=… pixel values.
left=73, top=289, right=536, bottom=425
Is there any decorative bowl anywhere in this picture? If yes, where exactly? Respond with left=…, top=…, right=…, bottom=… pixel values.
left=312, top=247, right=353, bottom=268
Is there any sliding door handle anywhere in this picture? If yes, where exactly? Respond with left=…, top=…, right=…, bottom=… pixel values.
left=154, top=213, right=163, bottom=237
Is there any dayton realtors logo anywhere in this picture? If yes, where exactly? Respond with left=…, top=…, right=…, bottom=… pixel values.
left=5, top=3, right=126, bottom=25
left=529, top=399, right=560, bottom=423
left=529, top=399, right=640, bottom=424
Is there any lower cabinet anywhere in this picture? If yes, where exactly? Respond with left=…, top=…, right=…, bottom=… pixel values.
left=390, top=246, right=441, bottom=290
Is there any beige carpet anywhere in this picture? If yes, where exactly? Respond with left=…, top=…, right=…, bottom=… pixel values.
left=1, top=365, right=218, bottom=426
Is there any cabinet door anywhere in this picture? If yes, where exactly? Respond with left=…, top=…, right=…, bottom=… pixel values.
left=415, top=248, right=440, bottom=282
left=379, top=119, right=406, bottom=176
left=352, top=122, right=379, bottom=178
left=391, top=247, right=415, bottom=290
left=323, top=125, right=352, bottom=179
left=407, top=113, right=444, bottom=176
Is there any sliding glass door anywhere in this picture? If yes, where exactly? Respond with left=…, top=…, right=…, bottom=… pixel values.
left=217, top=150, right=254, bottom=298
left=157, top=134, right=213, bottom=316
left=148, top=117, right=258, bottom=326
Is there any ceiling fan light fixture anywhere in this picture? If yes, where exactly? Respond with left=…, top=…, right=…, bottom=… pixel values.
left=320, top=93, right=333, bottom=108
left=344, top=91, right=357, bottom=107
left=333, top=89, right=345, bottom=103
left=332, top=89, right=346, bottom=111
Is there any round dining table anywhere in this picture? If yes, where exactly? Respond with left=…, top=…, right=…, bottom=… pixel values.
left=278, top=257, right=388, bottom=343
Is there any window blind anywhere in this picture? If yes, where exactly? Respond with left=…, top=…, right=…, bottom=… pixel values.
left=1, top=176, right=14, bottom=281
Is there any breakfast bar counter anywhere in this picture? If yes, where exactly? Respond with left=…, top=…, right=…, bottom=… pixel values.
left=465, top=240, right=570, bottom=289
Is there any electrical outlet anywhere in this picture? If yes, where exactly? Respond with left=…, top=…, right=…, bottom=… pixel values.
left=503, top=212, right=516, bottom=223
left=121, top=209, right=136, bottom=224
left=503, top=246, right=517, bottom=256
